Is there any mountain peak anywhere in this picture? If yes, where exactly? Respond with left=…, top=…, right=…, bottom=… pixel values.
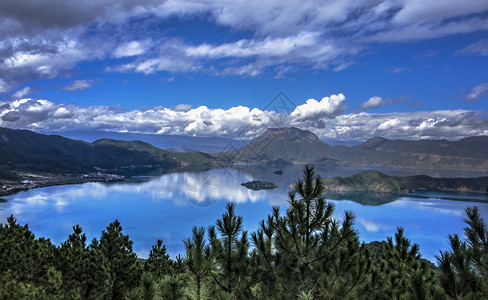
left=258, top=127, right=321, bottom=144
left=362, top=136, right=388, bottom=148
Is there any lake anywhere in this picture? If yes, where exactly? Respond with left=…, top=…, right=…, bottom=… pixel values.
left=1, top=165, right=488, bottom=262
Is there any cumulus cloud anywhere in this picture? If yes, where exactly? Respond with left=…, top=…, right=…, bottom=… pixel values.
left=290, top=94, right=347, bottom=122
left=465, top=83, right=488, bottom=101
left=1, top=94, right=486, bottom=142
left=309, top=110, right=488, bottom=141
left=62, top=79, right=96, bottom=91
left=361, top=96, right=384, bottom=110
left=11, top=86, right=31, bottom=99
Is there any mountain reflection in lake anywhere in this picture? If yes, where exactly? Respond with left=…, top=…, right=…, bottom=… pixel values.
left=1, top=165, right=487, bottom=262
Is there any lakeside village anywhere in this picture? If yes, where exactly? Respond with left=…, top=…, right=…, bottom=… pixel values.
left=0, top=172, right=125, bottom=197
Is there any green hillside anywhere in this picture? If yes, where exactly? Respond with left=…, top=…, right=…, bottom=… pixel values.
left=322, top=170, right=488, bottom=194
left=223, top=127, right=488, bottom=171
left=0, top=127, right=216, bottom=175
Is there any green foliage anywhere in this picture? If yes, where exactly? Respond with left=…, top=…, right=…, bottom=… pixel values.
left=322, top=170, right=488, bottom=195
left=252, top=165, right=368, bottom=298
left=437, top=206, right=488, bottom=299
left=208, top=202, right=252, bottom=298
left=1, top=166, right=488, bottom=299
left=145, top=239, right=171, bottom=279
left=184, top=226, right=212, bottom=300
left=57, top=225, right=112, bottom=299
left=93, top=219, right=141, bottom=300
left=0, top=215, right=57, bottom=299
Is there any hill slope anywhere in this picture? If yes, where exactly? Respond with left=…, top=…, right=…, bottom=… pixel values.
left=322, top=171, right=488, bottom=194
left=222, top=127, right=339, bottom=165
left=331, top=136, right=488, bottom=171
left=0, top=127, right=216, bottom=176
left=223, top=127, right=488, bottom=171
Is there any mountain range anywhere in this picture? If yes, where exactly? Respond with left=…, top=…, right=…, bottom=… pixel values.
left=224, top=127, right=488, bottom=171
left=0, top=127, right=216, bottom=178
left=2, top=126, right=488, bottom=182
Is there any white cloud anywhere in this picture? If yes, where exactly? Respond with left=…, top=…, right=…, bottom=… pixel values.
left=171, top=104, right=192, bottom=111
left=358, top=95, right=422, bottom=111
left=2, top=94, right=485, bottom=142
left=465, top=83, right=488, bottom=101
left=0, top=37, right=108, bottom=90
left=63, top=79, right=95, bottom=91
left=310, top=110, right=488, bottom=141
left=185, top=32, right=320, bottom=58
left=290, top=94, right=347, bottom=122
left=393, top=0, right=488, bottom=24
left=113, top=41, right=147, bottom=58
left=361, top=96, right=384, bottom=110
left=0, top=0, right=487, bottom=87
left=11, top=86, right=31, bottom=99
left=457, top=38, right=488, bottom=56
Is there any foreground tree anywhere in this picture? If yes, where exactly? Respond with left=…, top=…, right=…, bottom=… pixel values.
left=208, top=202, right=252, bottom=298
left=0, top=215, right=58, bottom=299
left=57, top=225, right=112, bottom=299
left=437, top=206, right=488, bottom=299
left=252, top=165, right=368, bottom=298
left=92, top=220, right=141, bottom=300
left=184, top=226, right=212, bottom=300
left=145, top=239, right=171, bottom=279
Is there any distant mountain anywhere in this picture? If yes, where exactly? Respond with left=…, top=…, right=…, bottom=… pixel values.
left=221, top=127, right=340, bottom=166
left=41, top=130, right=244, bottom=153
left=332, top=136, right=488, bottom=171
left=0, top=127, right=216, bottom=176
left=223, top=127, right=488, bottom=171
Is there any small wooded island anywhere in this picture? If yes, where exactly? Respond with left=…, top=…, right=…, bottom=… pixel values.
left=241, top=180, right=279, bottom=191
left=322, top=170, right=488, bottom=194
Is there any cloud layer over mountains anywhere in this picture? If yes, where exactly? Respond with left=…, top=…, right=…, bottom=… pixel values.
left=1, top=94, right=486, bottom=142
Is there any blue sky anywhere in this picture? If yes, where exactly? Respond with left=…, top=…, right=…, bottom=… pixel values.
left=0, top=0, right=488, bottom=142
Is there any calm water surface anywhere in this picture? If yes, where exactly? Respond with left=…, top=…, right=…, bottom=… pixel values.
left=1, top=165, right=487, bottom=261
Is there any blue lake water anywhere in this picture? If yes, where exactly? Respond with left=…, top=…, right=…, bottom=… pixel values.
left=1, top=165, right=487, bottom=262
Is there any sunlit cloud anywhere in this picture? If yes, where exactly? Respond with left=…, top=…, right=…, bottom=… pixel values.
left=1, top=94, right=486, bottom=142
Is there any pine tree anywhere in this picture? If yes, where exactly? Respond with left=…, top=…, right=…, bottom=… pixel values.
left=57, top=225, right=112, bottom=299
left=0, top=215, right=57, bottom=298
left=184, top=226, right=212, bottom=300
left=208, top=202, right=252, bottom=298
left=252, top=165, right=366, bottom=298
left=437, top=206, right=488, bottom=299
left=145, top=239, right=171, bottom=279
left=159, top=255, right=187, bottom=300
left=93, top=220, right=141, bottom=300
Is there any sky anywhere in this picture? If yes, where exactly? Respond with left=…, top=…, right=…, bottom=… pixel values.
left=0, top=0, right=488, bottom=142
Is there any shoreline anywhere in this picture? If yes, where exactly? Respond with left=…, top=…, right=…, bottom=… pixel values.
left=0, top=172, right=127, bottom=198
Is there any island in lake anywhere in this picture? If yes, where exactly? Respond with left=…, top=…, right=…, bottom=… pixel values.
left=241, top=180, right=279, bottom=191
left=322, top=170, right=488, bottom=194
